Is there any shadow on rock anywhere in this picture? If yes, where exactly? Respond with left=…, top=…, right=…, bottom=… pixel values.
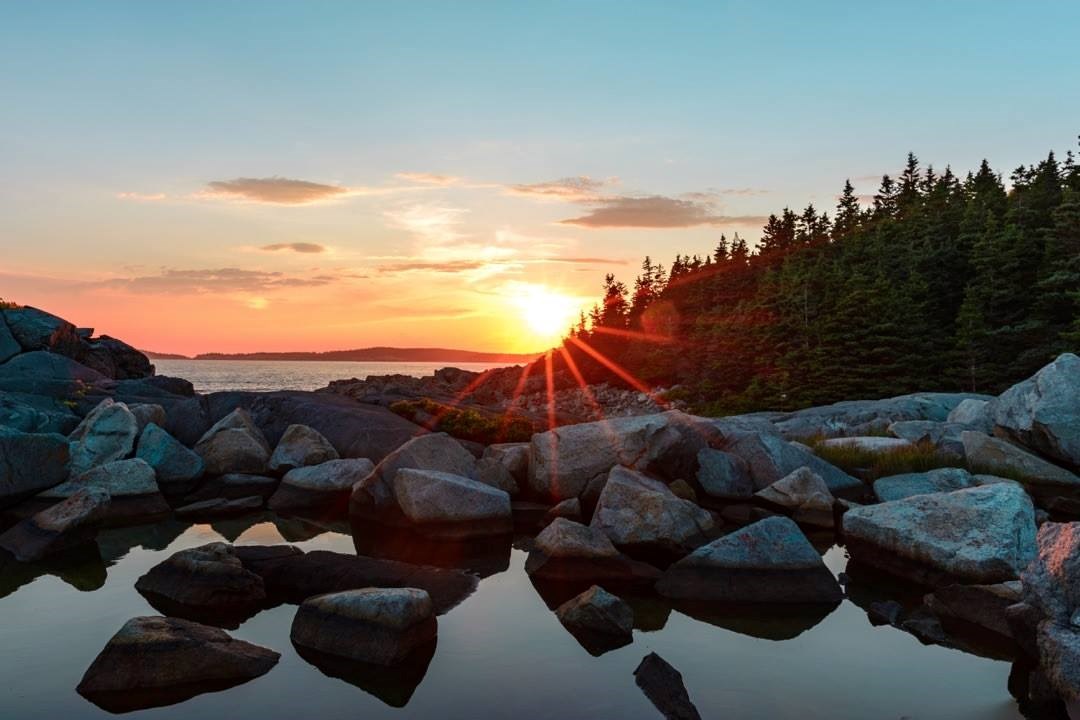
left=293, top=639, right=437, bottom=708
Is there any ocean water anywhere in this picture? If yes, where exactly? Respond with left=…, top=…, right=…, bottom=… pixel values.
left=153, top=359, right=512, bottom=394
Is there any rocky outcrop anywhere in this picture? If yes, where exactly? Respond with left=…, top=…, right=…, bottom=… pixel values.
left=633, top=652, right=702, bottom=720
left=755, top=467, right=835, bottom=528
left=136, top=423, right=204, bottom=495
left=524, top=518, right=661, bottom=585
left=290, top=588, right=437, bottom=665
left=76, top=616, right=279, bottom=712
left=720, top=430, right=862, bottom=494
left=992, top=353, right=1080, bottom=471
left=194, top=408, right=271, bottom=475
left=844, top=483, right=1037, bottom=585
left=873, top=468, right=980, bottom=502
left=0, top=488, right=110, bottom=561
left=656, top=516, right=842, bottom=603
left=268, top=458, right=374, bottom=518
left=962, top=431, right=1080, bottom=491
left=591, top=466, right=714, bottom=558
left=268, top=423, right=339, bottom=473
left=0, top=391, right=79, bottom=434
left=391, top=468, right=512, bottom=538
left=42, top=458, right=169, bottom=525
left=129, top=403, right=166, bottom=432
left=69, top=399, right=138, bottom=475
left=555, top=585, right=634, bottom=652
left=0, top=315, right=19, bottom=363
left=695, top=448, right=753, bottom=500
left=0, top=351, right=107, bottom=399
left=0, top=426, right=70, bottom=507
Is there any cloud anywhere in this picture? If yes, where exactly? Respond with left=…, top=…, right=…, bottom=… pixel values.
left=506, top=176, right=615, bottom=203
left=376, top=259, right=490, bottom=273
left=560, top=195, right=766, bottom=229
left=384, top=203, right=469, bottom=245
left=201, top=177, right=350, bottom=205
left=537, top=256, right=628, bottom=265
left=116, top=192, right=166, bottom=201
left=260, top=242, right=327, bottom=254
left=94, top=267, right=341, bottom=294
left=394, top=172, right=464, bottom=186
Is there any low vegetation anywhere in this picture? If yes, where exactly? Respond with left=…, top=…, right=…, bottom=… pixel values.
left=0, top=297, right=18, bottom=309
left=390, top=398, right=535, bottom=444
left=810, top=439, right=966, bottom=481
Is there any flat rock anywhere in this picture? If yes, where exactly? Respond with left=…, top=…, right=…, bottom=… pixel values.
left=269, top=458, right=374, bottom=518
left=633, top=652, right=702, bottom=720
left=722, top=430, right=862, bottom=494
left=873, top=468, right=978, bottom=502
left=843, top=483, right=1037, bottom=585
left=69, top=399, right=138, bottom=475
left=43, top=458, right=170, bottom=525
left=657, top=516, right=842, bottom=603
left=290, top=588, right=436, bottom=665
left=268, top=423, right=339, bottom=473
left=185, top=473, right=279, bottom=502
left=194, top=408, right=271, bottom=475
left=391, top=468, right=512, bottom=538
left=0, top=488, right=110, bottom=561
left=76, top=616, right=279, bottom=712
left=174, top=496, right=264, bottom=519
left=992, top=353, right=1080, bottom=470
left=696, top=448, right=754, bottom=500
left=962, top=431, right=1080, bottom=490
left=767, top=392, right=989, bottom=440
left=0, top=425, right=70, bottom=507
left=135, top=542, right=266, bottom=623
left=136, top=422, right=204, bottom=495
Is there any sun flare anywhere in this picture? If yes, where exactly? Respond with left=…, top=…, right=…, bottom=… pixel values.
left=511, top=284, right=581, bottom=345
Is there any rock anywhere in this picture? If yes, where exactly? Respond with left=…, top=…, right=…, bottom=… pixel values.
left=0, top=315, right=19, bottom=363
left=888, top=420, right=969, bottom=457
left=0, top=426, right=70, bottom=507
left=76, top=616, right=279, bottom=712
left=473, top=456, right=519, bottom=496
left=136, top=423, right=204, bottom=495
left=818, top=436, right=915, bottom=453
left=174, top=496, right=264, bottom=519
left=873, top=468, right=978, bottom=502
left=69, top=399, right=139, bottom=475
left=668, top=479, right=697, bottom=503
left=0, top=488, right=110, bottom=561
left=268, top=423, right=339, bottom=473
left=185, top=473, right=279, bottom=502
left=555, top=585, right=634, bottom=651
left=633, top=652, right=702, bottom=720
left=925, top=581, right=1022, bottom=639
left=1037, top=621, right=1080, bottom=702
left=43, top=458, right=170, bottom=525
left=290, top=588, right=436, bottom=665
left=843, top=483, right=1037, bottom=585
left=129, top=403, right=166, bottom=433
left=0, top=390, right=79, bottom=434
left=79, top=335, right=155, bottom=380
left=482, top=442, right=530, bottom=482
left=0, top=351, right=107, bottom=398
left=194, top=407, right=271, bottom=475
left=529, top=411, right=710, bottom=502
left=868, top=600, right=903, bottom=626
left=767, top=392, right=990, bottom=439
left=992, top=354, right=1080, bottom=470
left=1021, top=522, right=1080, bottom=626
left=391, top=468, right=512, bottom=539
left=524, top=518, right=661, bottom=585
left=269, top=458, right=374, bottom=518
left=962, top=431, right=1080, bottom=491
left=135, top=543, right=266, bottom=623
left=900, top=607, right=951, bottom=646
left=349, top=432, right=477, bottom=524
left=656, top=516, right=842, bottom=603
left=949, top=398, right=993, bottom=431
left=542, top=497, right=583, bottom=526
left=1, top=305, right=77, bottom=352
left=695, top=448, right=753, bottom=500
left=722, top=430, right=862, bottom=494
left=591, top=466, right=714, bottom=558
left=755, top=467, right=835, bottom=528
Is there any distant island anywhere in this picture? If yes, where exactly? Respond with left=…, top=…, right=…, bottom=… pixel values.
left=142, top=347, right=543, bottom=364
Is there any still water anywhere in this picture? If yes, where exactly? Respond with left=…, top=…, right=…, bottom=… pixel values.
left=152, top=359, right=512, bottom=394
left=0, top=516, right=1025, bottom=720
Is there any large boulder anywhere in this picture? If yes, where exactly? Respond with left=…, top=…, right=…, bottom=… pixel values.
left=657, top=516, right=842, bottom=603
left=136, top=423, right=204, bottom=495
left=555, top=585, right=634, bottom=644
left=948, top=398, right=993, bottom=431
left=591, top=466, right=714, bottom=558
left=755, top=467, right=835, bottom=528
left=0, top=488, right=110, bottom=561
left=268, top=458, right=375, bottom=517
left=767, top=392, right=990, bottom=439
left=873, top=468, right=979, bottom=503
left=524, top=517, right=661, bottom=585
left=290, top=588, right=436, bottom=665
left=69, top=399, right=138, bottom=475
left=194, top=408, right=271, bottom=475
left=843, top=483, right=1037, bottom=585
left=992, top=353, right=1080, bottom=471
left=722, top=431, right=862, bottom=494
left=529, top=411, right=710, bottom=502
left=0, top=351, right=107, bottom=398
left=1, top=305, right=77, bottom=352
left=695, top=448, right=753, bottom=500
left=0, top=391, right=79, bottom=434
left=0, top=315, right=19, bottom=363
left=887, top=420, right=968, bottom=457
left=391, top=468, right=512, bottom=539
left=0, top=426, right=70, bottom=507
left=42, top=458, right=169, bottom=525
left=129, top=403, right=166, bottom=433
left=135, top=543, right=266, bottom=624
left=1021, top=522, right=1080, bottom=626
left=962, top=431, right=1080, bottom=493
left=78, top=335, right=154, bottom=380
left=76, top=616, right=279, bottom=712
left=268, top=423, right=339, bottom=473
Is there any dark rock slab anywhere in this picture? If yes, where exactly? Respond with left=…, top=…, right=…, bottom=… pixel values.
left=136, top=422, right=204, bottom=495
left=0, top=488, right=110, bottom=562
left=633, top=652, right=702, bottom=720
left=0, top=425, right=70, bottom=508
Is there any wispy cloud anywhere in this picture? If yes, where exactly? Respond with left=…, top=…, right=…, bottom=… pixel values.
left=506, top=176, right=615, bottom=203
left=116, top=191, right=167, bottom=201
left=93, top=267, right=343, bottom=294
left=394, top=172, right=464, bottom=186
left=383, top=203, right=470, bottom=245
left=560, top=195, right=766, bottom=229
left=260, top=242, right=327, bottom=254
left=200, top=177, right=350, bottom=205
left=376, top=259, right=490, bottom=273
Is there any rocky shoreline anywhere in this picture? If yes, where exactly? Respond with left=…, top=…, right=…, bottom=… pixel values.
left=2, top=304, right=1080, bottom=717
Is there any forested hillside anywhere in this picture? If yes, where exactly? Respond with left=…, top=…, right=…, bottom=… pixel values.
left=565, top=142, right=1080, bottom=414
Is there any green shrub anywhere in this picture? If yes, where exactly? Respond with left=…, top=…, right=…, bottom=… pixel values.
left=0, top=298, right=18, bottom=309
left=390, top=398, right=535, bottom=444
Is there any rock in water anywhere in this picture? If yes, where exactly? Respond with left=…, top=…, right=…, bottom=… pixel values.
left=77, top=616, right=279, bottom=713
left=1021, top=522, right=1080, bottom=626
left=992, top=353, right=1080, bottom=470
left=961, top=431, right=1080, bottom=491
left=656, top=516, right=842, bottom=604
left=69, top=399, right=138, bottom=475
left=268, top=458, right=374, bottom=518
left=633, top=652, right=702, bottom=720
left=695, top=448, right=754, bottom=500
left=0, top=426, right=70, bottom=507
left=390, top=468, right=512, bottom=539
left=268, top=423, right=339, bottom=473
left=194, top=407, right=271, bottom=475
left=135, top=543, right=267, bottom=624
left=524, top=518, right=660, bottom=585
left=722, top=430, right=862, bottom=494
left=924, top=581, right=1021, bottom=639
left=843, top=483, right=1037, bottom=585
left=136, top=422, right=204, bottom=495
left=290, top=588, right=436, bottom=665
left=591, top=465, right=713, bottom=558
left=42, top=458, right=169, bottom=525
left=754, top=466, right=835, bottom=528
left=555, top=585, right=634, bottom=638
left=0, top=488, right=110, bottom=562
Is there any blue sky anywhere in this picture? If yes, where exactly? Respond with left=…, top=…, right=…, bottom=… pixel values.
left=1, top=1, right=1078, bottom=352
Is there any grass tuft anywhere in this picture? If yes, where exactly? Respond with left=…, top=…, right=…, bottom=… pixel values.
left=810, top=438, right=965, bottom=481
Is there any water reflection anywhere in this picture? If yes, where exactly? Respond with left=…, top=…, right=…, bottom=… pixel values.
left=294, top=639, right=438, bottom=707
left=352, top=522, right=511, bottom=578
left=0, top=543, right=107, bottom=598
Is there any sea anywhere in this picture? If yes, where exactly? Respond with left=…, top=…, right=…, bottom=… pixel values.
left=152, top=359, right=512, bottom=394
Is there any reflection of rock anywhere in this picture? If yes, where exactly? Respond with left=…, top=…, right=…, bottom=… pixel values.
left=672, top=600, right=838, bottom=641
left=294, top=638, right=436, bottom=708
left=0, top=488, right=110, bottom=562
left=633, top=652, right=702, bottom=720
left=95, top=520, right=191, bottom=563
left=0, top=542, right=106, bottom=599
left=77, top=616, right=279, bottom=713
left=352, top=523, right=510, bottom=578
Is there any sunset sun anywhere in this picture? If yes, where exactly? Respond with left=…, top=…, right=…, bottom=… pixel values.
left=512, top=284, right=581, bottom=344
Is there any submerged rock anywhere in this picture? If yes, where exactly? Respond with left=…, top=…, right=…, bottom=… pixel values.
left=269, top=458, right=374, bottom=518
left=0, top=488, right=110, bottom=562
left=135, top=543, right=266, bottom=625
left=268, top=423, right=340, bottom=473
left=843, top=483, right=1037, bottom=585
left=656, top=516, right=842, bottom=604
left=633, top=652, right=702, bottom=720
left=76, top=616, right=279, bottom=713
left=556, top=585, right=633, bottom=637
left=290, top=588, right=436, bottom=666
left=992, top=353, right=1080, bottom=470
left=390, top=468, right=512, bottom=539
left=0, top=426, right=70, bottom=507
left=194, top=408, right=271, bottom=475
left=69, top=399, right=138, bottom=475
left=136, top=422, right=204, bottom=495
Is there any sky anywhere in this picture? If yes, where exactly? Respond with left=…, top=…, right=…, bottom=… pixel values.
left=2, top=1, right=1078, bottom=355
